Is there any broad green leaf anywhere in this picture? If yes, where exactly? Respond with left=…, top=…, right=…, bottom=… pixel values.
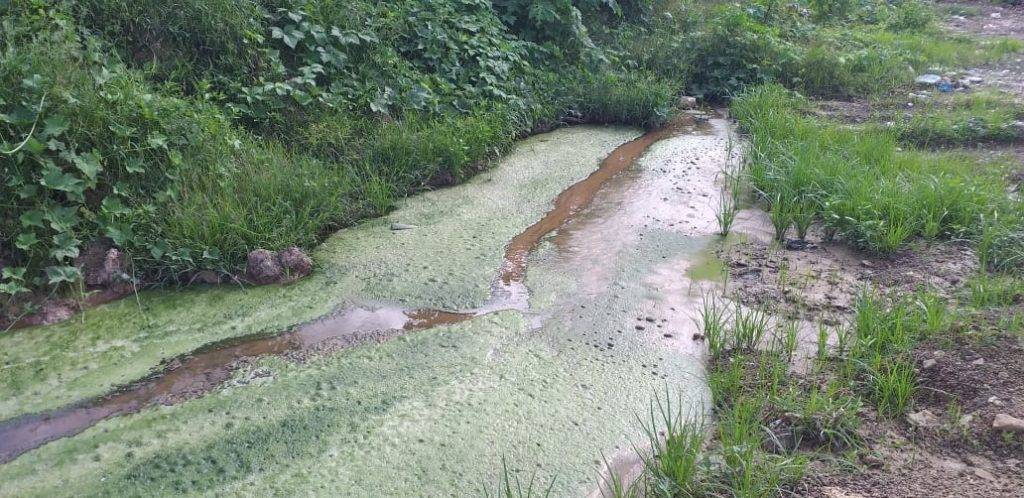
left=0, top=282, right=30, bottom=296
left=42, top=114, right=70, bottom=137
left=103, top=222, right=133, bottom=246
left=101, top=196, right=131, bottom=216
left=20, top=74, right=43, bottom=90
left=147, top=133, right=168, bottom=148
left=50, top=232, right=81, bottom=261
left=2, top=266, right=27, bottom=281
left=17, top=182, right=38, bottom=198
left=124, top=156, right=145, bottom=174
left=19, top=209, right=45, bottom=228
left=149, top=240, right=168, bottom=260
left=44, top=205, right=80, bottom=232
left=45, top=265, right=81, bottom=285
left=15, top=232, right=38, bottom=250
left=168, top=149, right=183, bottom=166
left=39, top=163, right=85, bottom=195
left=73, top=151, right=103, bottom=180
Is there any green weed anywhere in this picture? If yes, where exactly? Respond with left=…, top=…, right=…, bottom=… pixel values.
left=732, top=84, right=1017, bottom=254
left=481, top=457, right=555, bottom=498
left=967, top=272, right=1024, bottom=308
left=698, top=293, right=731, bottom=359
left=732, top=305, right=771, bottom=352
left=896, top=91, right=1024, bottom=147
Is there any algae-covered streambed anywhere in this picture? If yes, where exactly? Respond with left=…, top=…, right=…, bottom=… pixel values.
left=0, top=119, right=737, bottom=496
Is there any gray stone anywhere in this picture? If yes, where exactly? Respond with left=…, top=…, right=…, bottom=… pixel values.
left=922, top=358, right=937, bottom=369
left=678, top=96, right=698, bottom=109
left=245, top=249, right=283, bottom=285
left=77, top=242, right=126, bottom=287
left=908, top=409, right=941, bottom=429
left=277, top=246, right=312, bottom=280
left=915, top=74, right=942, bottom=86
left=973, top=468, right=996, bottom=481
left=993, top=413, right=1024, bottom=433
left=390, top=223, right=417, bottom=231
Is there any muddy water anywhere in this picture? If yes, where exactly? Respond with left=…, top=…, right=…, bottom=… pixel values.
left=0, top=117, right=739, bottom=496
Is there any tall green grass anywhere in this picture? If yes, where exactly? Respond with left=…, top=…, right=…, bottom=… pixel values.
left=896, top=91, right=1024, bottom=147
left=732, top=84, right=1018, bottom=254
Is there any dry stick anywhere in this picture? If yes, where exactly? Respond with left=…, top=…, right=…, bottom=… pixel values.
left=1, top=93, right=47, bottom=155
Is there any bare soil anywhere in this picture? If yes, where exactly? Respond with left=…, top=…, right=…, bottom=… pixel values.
left=945, top=1, right=1024, bottom=101
left=721, top=234, right=976, bottom=322
left=798, top=328, right=1024, bottom=497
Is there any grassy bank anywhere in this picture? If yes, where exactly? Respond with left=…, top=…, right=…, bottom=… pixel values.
left=732, top=84, right=1021, bottom=255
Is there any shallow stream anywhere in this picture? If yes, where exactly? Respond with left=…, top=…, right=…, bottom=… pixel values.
left=0, top=117, right=738, bottom=496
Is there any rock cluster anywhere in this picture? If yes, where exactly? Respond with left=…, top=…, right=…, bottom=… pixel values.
left=245, top=247, right=312, bottom=284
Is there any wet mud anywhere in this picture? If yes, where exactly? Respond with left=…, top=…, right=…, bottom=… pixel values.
left=0, top=117, right=707, bottom=465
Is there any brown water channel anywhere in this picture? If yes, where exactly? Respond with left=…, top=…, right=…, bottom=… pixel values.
left=0, top=117, right=702, bottom=465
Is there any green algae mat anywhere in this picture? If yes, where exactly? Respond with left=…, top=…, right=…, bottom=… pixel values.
left=0, top=122, right=737, bottom=496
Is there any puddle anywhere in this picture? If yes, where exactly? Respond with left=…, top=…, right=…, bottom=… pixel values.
left=0, top=118, right=706, bottom=465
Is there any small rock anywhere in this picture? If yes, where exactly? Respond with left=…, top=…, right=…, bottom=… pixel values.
left=937, top=458, right=968, bottom=473
left=933, top=350, right=946, bottom=358
left=922, top=358, right=937, bottom=369
left=860, top=453, right=884, bottom=469
left=860, top=260, right=874, bottom=268
left=390, top=222, right=416, bottom=231
left=678, top=96, right=698, bottom=109
left=990, top=12, right=1002, bottom=19
left=971, top=358, right=985, bottom=366
left=245, top=249, right=282, bottom=285
left=915, top=74, right=942, bottom=86
left=908, top=409, right=941, bottom=429
left=77, top=242, right=127, bottom=287
left=993, top=414, right=1024, bottom=433
left=277, top=246, right=312, bottom=280
left=784, top=239, right=816, bottom=251
left=989, top=396, right=1005, bottom=406
left=967, top=76, right=984, bottom=84
left=973, top=468, right=996, bottom=481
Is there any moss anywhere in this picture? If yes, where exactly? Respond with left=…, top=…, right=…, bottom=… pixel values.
left=0, top=126, right=639, bottom=420
left=0, top=309, right=706, bottom=496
